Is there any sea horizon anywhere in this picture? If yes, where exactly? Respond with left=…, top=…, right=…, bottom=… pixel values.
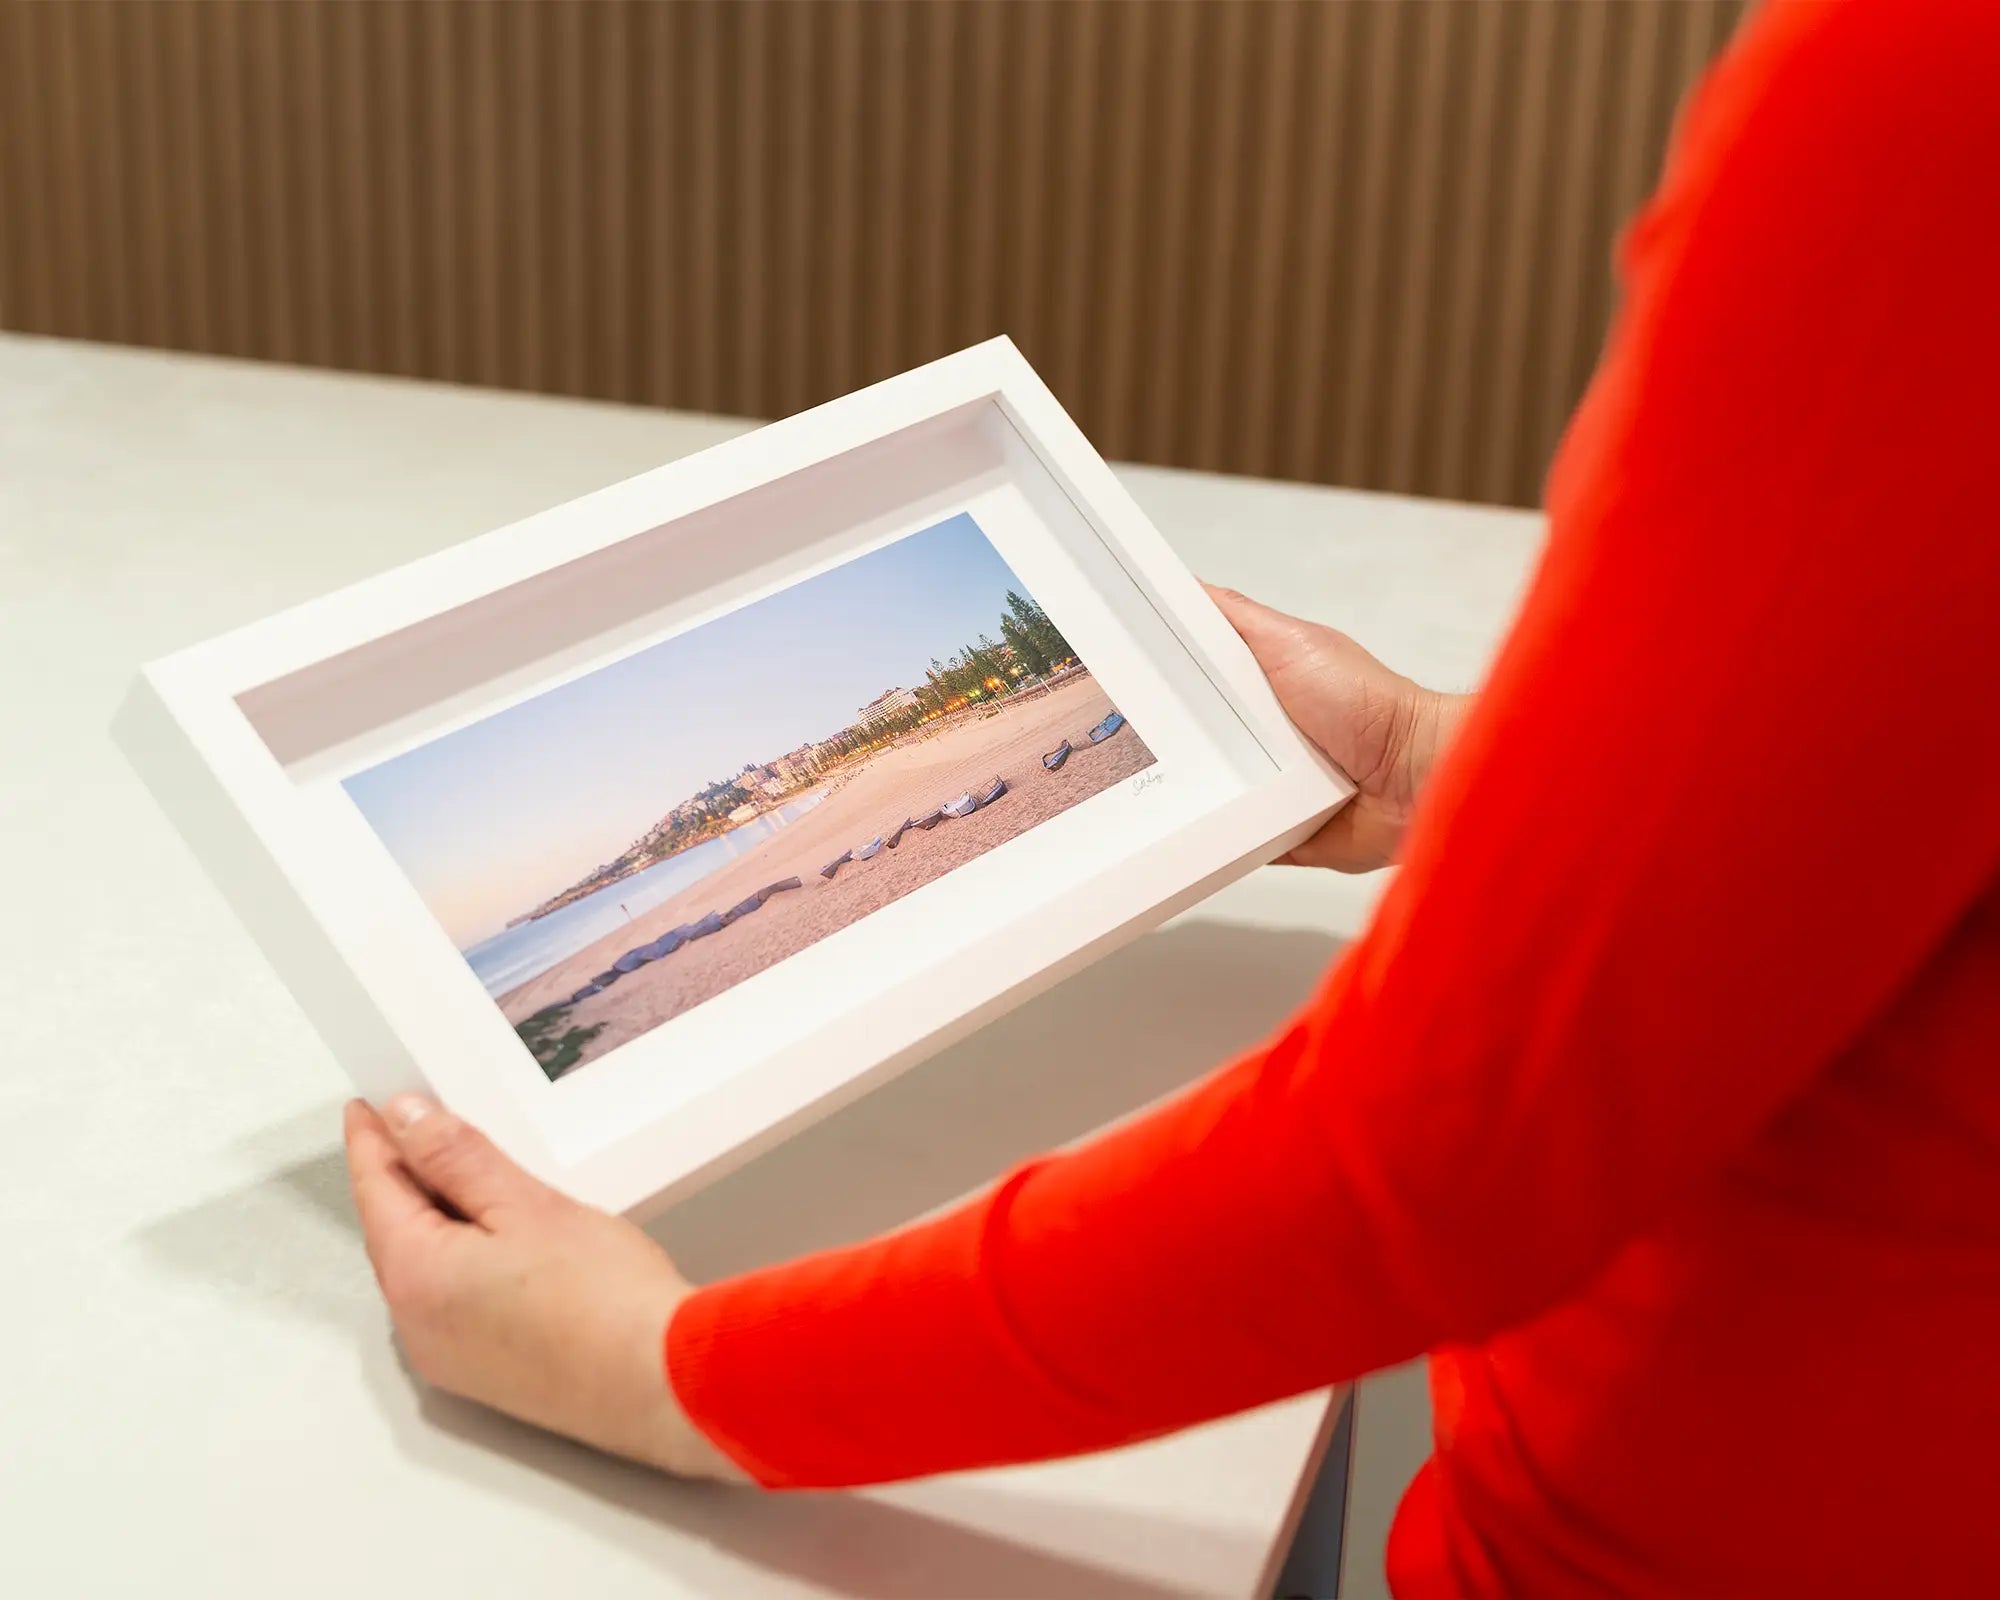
left=461, top=790, right=827, bottom=999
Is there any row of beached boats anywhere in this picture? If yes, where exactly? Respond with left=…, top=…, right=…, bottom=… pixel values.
left=820, top=772, right=1009, bottom=879
left=551, top=707, right=1134, bottom=1008
left=1041, top=708, right=1125, bottom=774
left=822, top=708, right=1128, bottom=878
left=561, top=874, right=807, bottom=1003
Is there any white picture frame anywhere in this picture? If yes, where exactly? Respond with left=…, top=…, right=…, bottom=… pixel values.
left=115, top=337, right=1353, bottom=1217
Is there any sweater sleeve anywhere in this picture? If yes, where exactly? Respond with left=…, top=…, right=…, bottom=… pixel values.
left=667, top=0, right=2000, bottom=1488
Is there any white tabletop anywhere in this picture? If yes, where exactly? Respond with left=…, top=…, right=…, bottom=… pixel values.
left=0, top=334, right=1541, bottom=1599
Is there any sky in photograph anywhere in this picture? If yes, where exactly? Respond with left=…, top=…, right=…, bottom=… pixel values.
left=343, top=513, right=1034, bottom=948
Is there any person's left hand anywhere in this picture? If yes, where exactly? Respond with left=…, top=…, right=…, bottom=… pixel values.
left=343, top=1095, right=748, bottom=1482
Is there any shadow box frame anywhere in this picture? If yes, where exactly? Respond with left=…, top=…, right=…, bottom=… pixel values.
left=115, top=337, right=1354, bottom=1217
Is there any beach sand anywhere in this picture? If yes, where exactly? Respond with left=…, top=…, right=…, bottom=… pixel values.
left=498, top=676, right=1155, bottom=1074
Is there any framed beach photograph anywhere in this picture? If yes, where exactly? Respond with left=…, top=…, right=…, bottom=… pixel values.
left=117, top=339, right=1353, bottom=1215
left=343, top=510, right=1160, bottom=1086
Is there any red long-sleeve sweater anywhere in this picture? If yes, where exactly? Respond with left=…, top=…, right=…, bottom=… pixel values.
left=668, top=3, right=2000, bottom=1591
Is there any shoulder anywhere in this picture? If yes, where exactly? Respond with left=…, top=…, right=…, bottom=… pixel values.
left=1612, top=0, right=2000, bottom=383
left=1547, top=0, right=2000, bottom=542
left=1666, top=0, right=2000, bottom=220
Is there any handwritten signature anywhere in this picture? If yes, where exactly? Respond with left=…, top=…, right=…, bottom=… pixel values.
left=1131, top=770, right=1164, bottom=795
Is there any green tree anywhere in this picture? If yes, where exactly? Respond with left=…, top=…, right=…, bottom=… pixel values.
left=1001, top=611, right=1051, bottom=675
left=920, top=661, right=952, bottom=715
left=959, top=634, right=1010, bottom=697
left=1006, top=588, right=1074, bottom=669
left=934, top=650, right=971, bottom=702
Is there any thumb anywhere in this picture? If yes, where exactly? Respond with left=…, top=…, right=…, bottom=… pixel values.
left=1208, top=580, right=1304, bottom=648
left=1205, top=582, right=1410, bottom=788
left=1206, top=584, right=1322, bottom=679
left=1207, top=583, right=1360, bottom=725
left=380, top=1094, right=548, bottom=1225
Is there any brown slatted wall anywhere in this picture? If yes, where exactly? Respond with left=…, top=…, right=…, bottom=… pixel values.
left=0, top=0, right=1745, bottom=508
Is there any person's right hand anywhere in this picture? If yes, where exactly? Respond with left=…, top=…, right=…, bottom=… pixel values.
left=1209, top=586, right=1469, bottom=873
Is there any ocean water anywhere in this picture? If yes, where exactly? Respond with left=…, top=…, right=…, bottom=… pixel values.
left=460, top=789, right=827, bottom=999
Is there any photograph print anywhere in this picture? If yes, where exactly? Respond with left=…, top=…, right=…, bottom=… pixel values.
left=342, top=512, right=1157, bottom=1082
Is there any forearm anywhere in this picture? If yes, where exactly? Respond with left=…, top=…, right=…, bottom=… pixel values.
left=668, top=0, right=2000, bottom=1487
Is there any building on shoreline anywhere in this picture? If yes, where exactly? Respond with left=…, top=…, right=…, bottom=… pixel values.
left=857, top=685, right=921, bottom=725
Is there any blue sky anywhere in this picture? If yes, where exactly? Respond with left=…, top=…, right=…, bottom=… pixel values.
left=344, top=513, right=1032, bottom=947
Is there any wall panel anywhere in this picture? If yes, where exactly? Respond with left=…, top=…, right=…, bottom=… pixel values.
left=0, top=0, right=1747, bottom=508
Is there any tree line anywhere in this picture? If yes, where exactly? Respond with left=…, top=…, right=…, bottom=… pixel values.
left=647, top=591, right=1079, bottom=852
left=925, top=588, right=1076, bottom=708
left=811, top=588, right=1080, bottom=761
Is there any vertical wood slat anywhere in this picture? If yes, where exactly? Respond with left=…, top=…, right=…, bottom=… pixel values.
left=1333, top=0, right=1413, bottom=492
left=1085, top=0, right=1151, bottom=470
left=1531, top=0, right=1613, bottom=495
left=1181, top=0, right=1253, bottom=475
left=1378, top=0, right=1454, bottom=498
left=1277, top=1, right=1356, bottom=487
left=812, top=0, right=863, bottom=413
left=1135, top=0, right=1201, bottom=471
left=1426, top=0, right=1504, bottom=503
left=44, top=2, right=90, bottom=340
left=0, top=0, right=1745, bottom=510
left=769, top=0, right=816, bottom=420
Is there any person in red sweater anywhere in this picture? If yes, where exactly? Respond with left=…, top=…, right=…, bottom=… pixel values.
left=344, top=1, right=2000, bottom=1591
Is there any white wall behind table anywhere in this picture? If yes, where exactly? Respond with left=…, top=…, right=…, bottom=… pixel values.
left=0, top=334, right=1541, bottom=1600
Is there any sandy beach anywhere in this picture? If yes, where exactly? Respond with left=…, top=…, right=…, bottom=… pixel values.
left=499, top=676, right=1154, bottom=1074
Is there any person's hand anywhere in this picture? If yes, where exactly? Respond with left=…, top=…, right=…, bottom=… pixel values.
left=342, top=1095, right=749, bottom=1483
left=1208, top=585, right=1469, bottom=873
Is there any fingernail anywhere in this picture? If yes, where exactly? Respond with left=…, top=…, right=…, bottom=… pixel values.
left=384, top=1093, right=437, bottom=1132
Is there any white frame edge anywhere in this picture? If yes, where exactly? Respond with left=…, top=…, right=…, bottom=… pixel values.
left=116, top=337, right=1354, bottom=1215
